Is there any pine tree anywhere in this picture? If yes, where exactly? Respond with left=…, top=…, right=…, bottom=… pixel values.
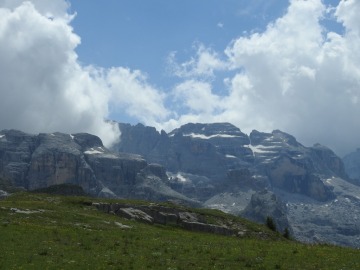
left=266, top=216, right=277, bottom=232
left=283, top=227, right=291, bottom=239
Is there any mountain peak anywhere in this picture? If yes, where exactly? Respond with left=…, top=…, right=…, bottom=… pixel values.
left=169, top=122, right=247, bottom=139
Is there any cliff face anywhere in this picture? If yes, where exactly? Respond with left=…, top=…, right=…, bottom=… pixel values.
left=1, top=123, right=360, bottom=248
left=112, top=122, right=360, bottom=248
left=343, top=149, right=360, bottom=184
left=0, top=130, right=190, bottom=203
left=0, top=130, right=37, bottom=188
left=114, top=123, right=347, bottom=202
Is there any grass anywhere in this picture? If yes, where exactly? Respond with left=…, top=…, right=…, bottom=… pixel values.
left=0, top=192, right=359, bottom=269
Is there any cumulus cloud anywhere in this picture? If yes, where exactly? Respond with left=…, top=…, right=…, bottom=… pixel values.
left=106, top=67, right=169, bottom=127
left=167, top=44, right=228, bottom=78
left=163, top=0, right=360, bottom=156
left=0, top=0, right=70, bottom=18
left=2, top=0, right=360, bottom=156
left=0, top=1, right=121, bottom=146
left=0, top=0, right=171, bottom=147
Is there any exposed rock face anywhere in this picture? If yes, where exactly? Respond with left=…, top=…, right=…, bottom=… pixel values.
left=1, top=123, right=359, bottom=248
left=27, top=133, right=85, bottom=190
left=117, top=123, right=251, bottom=182
left=114, top=123, right=346, bottom=202
left=112, top=122, right=360, bottom=247
left=0, top=130, right=190, bottom=203
left=32, top=183, right=88, bottom=196
left=343, top=149, right=360, bottom=184
left=241, top=190, right=290, bottom=233
left=94, top=202, right=234, bottom=236
left=0, top=130, right=37, bottom=187
left=248, top=130, right=343, bottom=201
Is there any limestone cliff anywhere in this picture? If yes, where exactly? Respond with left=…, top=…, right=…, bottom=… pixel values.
left=0, top=130, right=191, bottom=203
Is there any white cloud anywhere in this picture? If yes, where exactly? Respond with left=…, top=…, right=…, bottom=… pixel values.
left=161, top=0, right=360, bottom=156
left=0, top=1, right=122, bottom=146
left=2, top=0, right=360, bottom=156
left=172, top=80, right=221, bottom=114
left=167, top=44, right=228, bottom=78
left=0, top=0, right=174, bottom=147
left=0, top=1, right=166, bottom=147
left=106, top=67, right=170, bottom=127
left=0, top=0, right=71, bottom=19
left=336, top=0, right=360, bottom=35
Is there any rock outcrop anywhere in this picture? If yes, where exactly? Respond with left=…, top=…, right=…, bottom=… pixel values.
left=343, top=148, right=360, bottom=184
left=1, top=123, right=360, bottom=248
left=113, top=123, right=347, bottom=202
left=93, top=202, right=235, bottom=236
left=112, top=122, right=360, bottom=247
left=0, top=130, right=191, bottom=203
left=241, top=189, right=291, bottom=233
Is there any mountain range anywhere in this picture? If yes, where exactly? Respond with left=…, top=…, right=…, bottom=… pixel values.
left=1, top=122, right=360, bottom=247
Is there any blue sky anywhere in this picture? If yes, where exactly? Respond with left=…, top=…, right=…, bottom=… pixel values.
left=69, top=1, right=288, bottom=73
left=69, top=0, right=341, bottom=82
left=69, top=0, right=298, bottom=108
left=0, top=0, right=359, bottom=156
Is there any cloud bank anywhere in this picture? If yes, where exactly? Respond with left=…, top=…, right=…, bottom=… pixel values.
left=1, top=0, right=360, bottom=156
left=0, top=1, right=119, bottom=146
left=163, top=0, right=360, bottom=156
left=0, top=0, right=169, bottom=147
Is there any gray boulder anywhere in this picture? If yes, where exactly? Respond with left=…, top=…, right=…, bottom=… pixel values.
left=94, top=202, right=234, bottom=236
left=116, top=208, right=154, bottom=224
left=241, top=189, right=291, bottom=233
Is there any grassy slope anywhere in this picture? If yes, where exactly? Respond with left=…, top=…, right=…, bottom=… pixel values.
left=0, top=193, right=359, bottom=270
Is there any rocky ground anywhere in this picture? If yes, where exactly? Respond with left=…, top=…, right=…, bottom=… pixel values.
left=278, top=177, right=360, bottom=248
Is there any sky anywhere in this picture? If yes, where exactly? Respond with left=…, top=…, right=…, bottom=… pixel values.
left=0, top=0, right=359, bottom=156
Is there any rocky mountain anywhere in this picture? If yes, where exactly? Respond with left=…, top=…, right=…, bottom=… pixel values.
left=1, top=123, right=360, bottom=248
left=113, top=122, right=360, bottom=248
left=0, top=129, right=194, bottom=204
left=115, top=122, right=346, bottom=202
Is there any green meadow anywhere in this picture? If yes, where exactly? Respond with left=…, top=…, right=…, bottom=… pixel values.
left=0, top=192, right=359, bottom=270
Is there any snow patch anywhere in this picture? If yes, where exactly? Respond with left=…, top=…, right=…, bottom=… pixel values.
left=84, top=148, right=104, bottom=155
left=70, top=134, right=74, bottom=140
left=184, top=133, right=241, bottom=139
left=50, top=133, right=55, bottom=137
left=176, top=173, right=188, bottom=182
left=84, top=147, right=104, bottom=155
left=84, top=147, right=118, bottom=159
left=245, top=144, right=278, bottom=156
left=0, top=135, right=4, bottom=139
left=226, top=154, right=237, bottom=159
